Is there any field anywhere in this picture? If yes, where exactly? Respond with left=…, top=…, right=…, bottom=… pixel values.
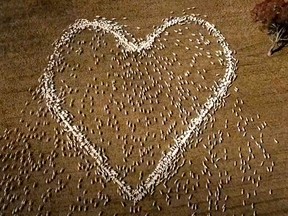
left=0, top=0, right=288, bottom=215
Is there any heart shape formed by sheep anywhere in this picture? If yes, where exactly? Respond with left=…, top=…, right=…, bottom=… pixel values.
left=41, top=15, right=237, bottom=203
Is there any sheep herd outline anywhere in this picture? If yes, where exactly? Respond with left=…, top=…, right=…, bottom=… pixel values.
left=0, top=10, right=279, bottom=216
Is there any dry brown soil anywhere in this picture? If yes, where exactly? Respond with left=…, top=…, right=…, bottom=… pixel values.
left=0, top=0, right=287, bottom=215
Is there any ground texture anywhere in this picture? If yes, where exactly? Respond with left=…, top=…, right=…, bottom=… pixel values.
left=0, top=0, right=288, bottom=215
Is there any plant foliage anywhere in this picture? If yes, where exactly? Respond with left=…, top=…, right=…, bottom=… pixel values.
left=252, top=0, right=288, bottom=55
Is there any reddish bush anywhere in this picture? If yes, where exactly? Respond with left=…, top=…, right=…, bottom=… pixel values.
left=252, top=0, right=288, bottom=56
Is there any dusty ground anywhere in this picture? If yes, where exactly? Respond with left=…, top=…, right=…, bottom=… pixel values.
left=0, top=0, right=288, bottom=215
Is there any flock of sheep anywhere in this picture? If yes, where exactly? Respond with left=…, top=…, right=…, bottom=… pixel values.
left=0, top=13, right=276, bottom=215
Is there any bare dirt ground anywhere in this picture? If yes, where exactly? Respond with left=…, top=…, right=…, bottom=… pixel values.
left=0, top=0, right=288, bottom=215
